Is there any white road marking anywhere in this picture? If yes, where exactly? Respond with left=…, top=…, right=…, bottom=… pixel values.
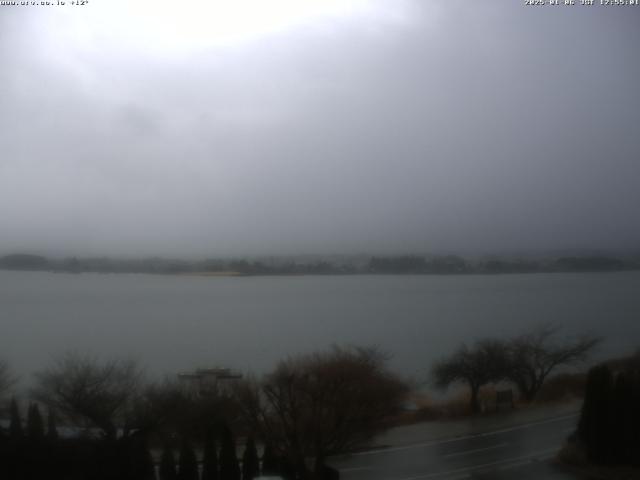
left=443, top=442, right=508, bottom=458
left=393, top=447, right=559, bottom=480
left=344, top=413, right=578, bottom=457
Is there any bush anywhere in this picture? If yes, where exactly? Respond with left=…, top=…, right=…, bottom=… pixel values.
left=578, top=360, right=640, bottom=466
left=536, top=373, right=586, bottom=403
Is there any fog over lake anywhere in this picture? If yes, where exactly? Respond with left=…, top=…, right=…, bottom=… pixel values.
left=3, top=3, right=639, bottom=386
left=2, top=3, right=640, bottom=478
left=2, top=270, right=638, bottom=384
left=2, top=3, right=640, bottom=257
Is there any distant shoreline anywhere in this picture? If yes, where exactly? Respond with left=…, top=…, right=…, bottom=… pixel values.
left=1, top=251, right=639, bottom=278
left=4, top=270, right=640, bottom=278
left=178, top=270, right=245, bottom=277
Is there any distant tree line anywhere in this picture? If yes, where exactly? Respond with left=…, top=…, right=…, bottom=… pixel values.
left=1, top=253, right=638, bottom=276
left=368, top=255, right=639, bottom=275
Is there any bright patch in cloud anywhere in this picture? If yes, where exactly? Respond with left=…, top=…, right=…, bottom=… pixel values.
left=45, top=0, right=415, bottom=56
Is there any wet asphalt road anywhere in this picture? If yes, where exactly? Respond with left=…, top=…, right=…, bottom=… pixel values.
left=329, top=414, right=588, bottom=480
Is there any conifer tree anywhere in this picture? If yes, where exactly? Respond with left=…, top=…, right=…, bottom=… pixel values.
left=128, top=435, right=156, bottom=480
left=46, top=408, right=59, bottom=441
left=632, top=370, right=640, bottom=466
left=219, top=425, right=240, bottom=480
left=612, top=372, right=632, bottom=463
left=140, top=447, right=157, bottom=480
left=579, top=364, right=614, bottom=463
left=178, top=438, right=199, bottom=480
left=315, top=456, right=340, bottom=480
left=27, top=403, right=45, bottom=441
left=202, top=430, right=219, bottom=480
left=9, top=398, right=23, bottom=440
left=23, top=404, right=47, bottom=480
left=159, top=444, right=178, bottom=480
left=261, top=443, right=279, bottom=477
left=279, top=456, right=296, bottom=480
left=241, top=437, right=259, bottom=480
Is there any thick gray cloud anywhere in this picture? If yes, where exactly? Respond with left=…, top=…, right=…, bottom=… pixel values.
left=1, top=1, right=639, bottom=257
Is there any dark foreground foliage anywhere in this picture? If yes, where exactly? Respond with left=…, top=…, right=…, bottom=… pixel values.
left=577, top=353, right=640, bottom=466
left=0, top=408, right=342, bottom=480
left=0, top=434, right=154, bottom=480
left=0, top=344, right=409, bottom=479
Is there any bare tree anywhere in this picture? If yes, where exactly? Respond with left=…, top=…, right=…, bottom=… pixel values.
left=31, top=352, right=143, bottom=438
left=234, top=346, right=408, bottom=479
left=432, top=339, right=509, bottom=414
left=506, top=326, right=600, bottom=402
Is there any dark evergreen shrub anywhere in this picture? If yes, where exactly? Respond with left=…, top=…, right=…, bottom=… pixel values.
left=219, top=425, right=240, bottom=480
left=159, top=443, right=178, bottom=480
left=9, top=398, right=23, bottom=440
left=578, top=364, right=614, bottom=463
left=241, top=436, right=259, bottom=480
left=127, top=435, right=155, bottom=480
left=612, top=372, right=634, bottom=463
left=46, top=408, right=59, bottom=441
left=261, top=443, right=279, bottom=477
left=202, top=430, right=219, bottom=480
left=631, top=370, right=640, bottom=466
left=578, top=363, right=640, bottom=466
left=279, top=455, right=296, bottom=480
left=178, top=439, right=199, bottom=480
left=27, top=404, right=45, bottom=441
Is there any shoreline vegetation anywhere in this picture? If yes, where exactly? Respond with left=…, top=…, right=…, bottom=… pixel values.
left=1, top=252, right=639, bottom=277
left=2, top=342, right=636, bottom=478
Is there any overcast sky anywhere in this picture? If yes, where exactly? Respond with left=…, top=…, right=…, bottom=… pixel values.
left=1, top=0, right=639, bottom=257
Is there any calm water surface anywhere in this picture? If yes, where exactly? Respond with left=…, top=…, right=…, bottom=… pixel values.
left=1, top=270, right=639, bottom=382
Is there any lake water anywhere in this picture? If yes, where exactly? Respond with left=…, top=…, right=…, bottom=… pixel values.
left=1, top=270, right=639, bottom=384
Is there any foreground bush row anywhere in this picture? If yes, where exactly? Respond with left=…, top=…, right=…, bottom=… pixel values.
left=0, top=409, right=337, bottom=480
